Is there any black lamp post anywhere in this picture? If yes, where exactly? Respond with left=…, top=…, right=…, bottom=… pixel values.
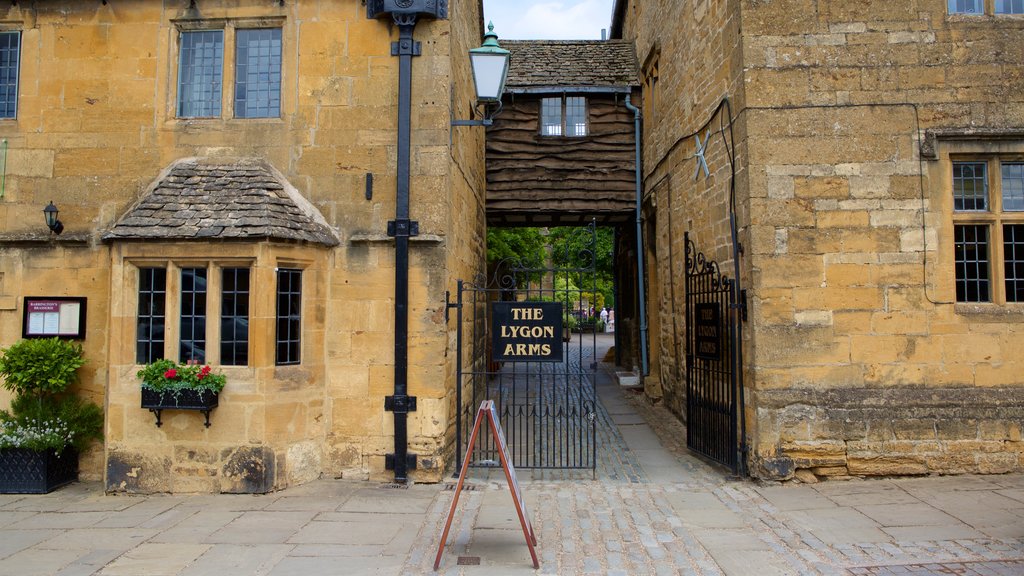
left=367, top=0, right=448, bottom=484
left=43, top=201, right=63, bottom=235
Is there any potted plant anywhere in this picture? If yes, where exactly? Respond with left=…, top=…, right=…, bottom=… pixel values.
left=0, top=337, right=103, bottom=493
left=137, top=359, right=226, bottom=428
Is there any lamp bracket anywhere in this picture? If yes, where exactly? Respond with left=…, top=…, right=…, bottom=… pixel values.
left=387, top=219, right=420, bottom=238
left=392, top=38, right=422, bottom=57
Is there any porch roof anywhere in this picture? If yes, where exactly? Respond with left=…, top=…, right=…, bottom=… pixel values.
left=102, top=157, right=339, bottom=246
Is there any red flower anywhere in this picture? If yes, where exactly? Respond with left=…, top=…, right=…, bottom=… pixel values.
left=163, top=368, right=177, bottom=379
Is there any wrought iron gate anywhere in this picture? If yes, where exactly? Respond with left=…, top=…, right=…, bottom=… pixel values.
left=684, top=232, right=743, bottom=474
left=447, top=225, right=599, bottom=472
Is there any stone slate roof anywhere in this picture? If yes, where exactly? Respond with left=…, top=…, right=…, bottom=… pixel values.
left=503, top=40, right=638, bottom=90
left=103, top=158, right=339, bottom=246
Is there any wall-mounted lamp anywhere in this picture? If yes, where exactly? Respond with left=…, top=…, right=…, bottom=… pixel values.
left=452, top=22, right=510, bottom=127
left=43, top=201, right=63, bottom=235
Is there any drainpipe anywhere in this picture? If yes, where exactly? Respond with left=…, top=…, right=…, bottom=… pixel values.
left=367, top=1, right=448, bottom=483
left=623, top=94, right=649, bottom=376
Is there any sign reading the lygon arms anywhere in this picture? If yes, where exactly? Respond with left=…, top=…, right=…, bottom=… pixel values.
left=695, top=302, right=722, bottom=361
left=492, top=302, right=563, bottom=362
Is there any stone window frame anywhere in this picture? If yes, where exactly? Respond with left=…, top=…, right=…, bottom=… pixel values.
left=171, top=17, right=286, bottom=121
left=950, top=153, right=1024, bottom=305
left=539, top=95, right=589, bottom=138
left=0, top=30, right=20, bottom=120
left=132, top=258, right=255, bottom=367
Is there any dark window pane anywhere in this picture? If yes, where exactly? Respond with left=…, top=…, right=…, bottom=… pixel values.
left=180, top=267, right=207, bottom=363
left=953, top=162, right=988, bottom=211
left=136, top=268, right=167, bottom=363
left=220, top=268, right=250, bottom=366
left=1006, top=225, right=1024, bottom=303
left=954, top=225, right=990, bottom=302
left=275, top=268, right=301, bottom=365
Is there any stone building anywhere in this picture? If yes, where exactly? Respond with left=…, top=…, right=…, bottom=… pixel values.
left=0, top=0, right=488, bottom=492
left=612, top=0, right=1024, bottom=479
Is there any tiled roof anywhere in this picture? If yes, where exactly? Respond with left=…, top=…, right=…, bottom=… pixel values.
left=103, top=158, right=339, bottom=246
left=502, top=40, right=638, bottom=89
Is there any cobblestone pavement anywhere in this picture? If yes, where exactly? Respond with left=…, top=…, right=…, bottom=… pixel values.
left=1, top=335, right=1022, bottom=575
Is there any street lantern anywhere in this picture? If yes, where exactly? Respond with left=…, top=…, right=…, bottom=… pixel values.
left=43, top=201, right=63, bottom=235
left=469, top=22, right=510, bottom=102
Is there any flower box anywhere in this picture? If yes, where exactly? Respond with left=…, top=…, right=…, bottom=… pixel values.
left=141, top=388, right=219, bottom=428
left=0, top=447, right=78, bottom=494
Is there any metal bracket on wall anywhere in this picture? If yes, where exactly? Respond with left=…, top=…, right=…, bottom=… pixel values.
left=392, top=38, right=422, bottom=57
left=387, top=219, right=419, bottom=238
left=445, top=290, right=461, bottom=323
left=384, top=394, right=418, bottom=414
left=385, top=453, right=418, bottom=471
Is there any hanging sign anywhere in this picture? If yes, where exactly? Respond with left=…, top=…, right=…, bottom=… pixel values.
left=23, top=297, right=87, bottom=339
left=694, top=302, right=722, bottom=361
left=491, top=301, right=562, bottom=362
left=434, top=400, right=539, bottom=570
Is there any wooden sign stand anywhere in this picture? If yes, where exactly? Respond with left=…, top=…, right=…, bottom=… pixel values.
left=433, top=400, right=539, bottom=570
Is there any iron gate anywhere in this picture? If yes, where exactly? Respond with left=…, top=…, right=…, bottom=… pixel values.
left=448, top=225, right=599, bottom=472
left=684, top=232, right=743, bottom=474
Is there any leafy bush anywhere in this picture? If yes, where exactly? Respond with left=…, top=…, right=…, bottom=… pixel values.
left=0, top=338, right=86, bottom=396
left=137, top=359, right=226, bottom=394
left=0, top=338, right=102, bottom=453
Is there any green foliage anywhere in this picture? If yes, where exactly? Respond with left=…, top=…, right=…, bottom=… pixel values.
left=0, top=338, right=86, bottom=397
left=486, top=227, right=547, bottom=268
left=0, top=395, right=103, bottom=453
left=0, top=338, right=102, bottom=453
left=137, top=359, right=227, bottom=394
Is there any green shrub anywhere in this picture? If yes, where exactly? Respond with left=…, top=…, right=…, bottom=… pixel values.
left=0, top=338, right=102, bottom=453
left=0, top=338, right=85, bottom=396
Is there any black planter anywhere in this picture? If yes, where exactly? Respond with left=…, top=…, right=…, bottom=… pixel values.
left=141, top=388, right=219, bottom=428
left=0, top=447, right=79, bottom=494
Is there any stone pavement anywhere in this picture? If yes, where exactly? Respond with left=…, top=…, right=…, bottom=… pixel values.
left=1, top=334, right=1022, bottom=575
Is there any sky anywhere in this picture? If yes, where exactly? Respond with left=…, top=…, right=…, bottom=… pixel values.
left=482, top=0, right=616, bottom=40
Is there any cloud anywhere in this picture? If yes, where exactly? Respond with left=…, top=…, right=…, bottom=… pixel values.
left=484, top=0, right=614, bottom=40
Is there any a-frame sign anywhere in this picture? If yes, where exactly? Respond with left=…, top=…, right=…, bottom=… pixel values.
left=433, top=400, right=539, bottom=570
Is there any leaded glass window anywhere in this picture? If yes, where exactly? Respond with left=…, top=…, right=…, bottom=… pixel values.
left=955, top=225, right=990, bottom=303
left=541, top=97, right=562, bottom=136
left=276, top=268, right=302, bottom=365
left=235, top=28, right=282, bottom=119
left=179, top=268, right=207, bottom=363
left=221, top=268, right=250, bottom=366
left=949, top=0, right=983, bottom=13
left=177, top=30, right=224, bottom=118
left=1002, top=163, right=1024, bottom=211
left=996, top=0, right=1024, bottom=13
left=0, top=32, right=19, bottom=119
left=953, top=162, right=988, bottom=211
left=1005, top=225, right=1024, bottom=302
left=137, top=268, right=167, bottom=364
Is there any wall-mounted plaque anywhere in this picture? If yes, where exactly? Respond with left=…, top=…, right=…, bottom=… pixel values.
left=23, top=297, right=87, bottom=339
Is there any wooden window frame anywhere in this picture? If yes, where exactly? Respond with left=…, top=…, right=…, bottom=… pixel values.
left=952, top=155, right=1024, bottom=304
